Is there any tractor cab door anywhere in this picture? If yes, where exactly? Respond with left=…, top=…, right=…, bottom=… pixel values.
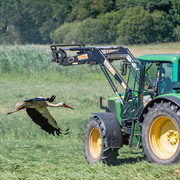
left=158, top=62, right=173, bottom=94
left=121, top=60, right=145, bottom=119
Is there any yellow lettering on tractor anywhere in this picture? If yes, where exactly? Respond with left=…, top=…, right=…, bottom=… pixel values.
left=121, top=82, right=127, bottom=89
left=104, top=59, right=116, bottom=76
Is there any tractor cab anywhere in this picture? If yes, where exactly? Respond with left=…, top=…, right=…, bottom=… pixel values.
left=121, top=57, right=174, bottom=120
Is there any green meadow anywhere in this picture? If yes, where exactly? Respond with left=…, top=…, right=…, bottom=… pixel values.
left=0, top=43, right=180, bottom=179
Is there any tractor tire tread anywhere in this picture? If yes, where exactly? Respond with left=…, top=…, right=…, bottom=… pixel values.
left=83, top=116, right=119, bottom=165
left=142, top=102, right=180, bottom=164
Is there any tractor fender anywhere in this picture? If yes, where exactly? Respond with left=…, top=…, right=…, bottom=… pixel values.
left=139, top=96, right=180, bottom=123
left=91, top=112, right=123, bottom=148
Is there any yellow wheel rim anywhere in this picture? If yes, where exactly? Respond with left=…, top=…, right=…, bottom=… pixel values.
left=149, top=116, right=179, bottom=159
left=89, top=128, right=102, bottom=158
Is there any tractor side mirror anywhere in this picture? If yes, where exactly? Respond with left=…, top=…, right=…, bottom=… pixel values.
left=120, top=62, right=127, bottom=76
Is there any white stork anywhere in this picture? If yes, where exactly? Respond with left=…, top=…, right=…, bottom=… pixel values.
left=6, top=95, right=74, bottom=136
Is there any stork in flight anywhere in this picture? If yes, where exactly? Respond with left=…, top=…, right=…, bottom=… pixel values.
left=6, top=95, right=74, bottom=136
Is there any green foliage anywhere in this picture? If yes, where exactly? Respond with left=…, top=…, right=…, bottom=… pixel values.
left=116, top=7, right=175, bottom=45
left=97, top=10, right=125, bottom=43
left=66, top=0, right=116, bottom=22
left=0, top=0, right=73, bottom=44
left=116, top=7, right=154, bottom=45
left=51, top=18, right=109, bottom=44
left=171, top=0, right=180, bottom=25
left=0, top=44, right=105, bottom=83
left=1, top=0, right=180, bottom=45
left=62, top=21, right=84, bottom=44
left=151, top=10, right=175, bottom=43
left=50, top=22, right=73, bottom=44
left=116, top=0, right=172, bottom=13
left=50, top=0, right=180, bottom=45
left=116, top=0, right=146, bottom=10
left=146, top=0, right=171, bottom=13
left=51, top=10, right=126, bottom=44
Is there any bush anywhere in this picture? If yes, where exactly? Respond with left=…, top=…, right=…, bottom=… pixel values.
left=63, top=21, right=84, bottom=44
left=51, top=10, right=126, bottom=45
left=51, top=18, right=111, bottom=44
left=97, top=10, right=125, bottom=44
left=50, top=22, right=73, bottom=44
left=116, top=7, right=175, bottom=45
left=151, top=10, right=175, bottom=43
left=116, top=7, right=154, bottom=45
left=51, top=6, right=176, bottom=45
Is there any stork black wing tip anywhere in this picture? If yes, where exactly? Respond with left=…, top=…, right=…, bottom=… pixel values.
left=56, top=129, right=62, bottom=136
left=63, top=128, right=69, bottom=135
left=46, top=95, right=56, bottom=102
left=65, top=128, right=69, bottom=132
left=55, top=128, right=69, bottom=136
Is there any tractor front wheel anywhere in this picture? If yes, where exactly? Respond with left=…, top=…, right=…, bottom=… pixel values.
left=142, top=102, right=180, bottom=164
left=84, top=117, right=119, bottom=165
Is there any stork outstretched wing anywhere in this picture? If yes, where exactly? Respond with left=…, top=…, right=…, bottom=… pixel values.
left=26, top=107, right=61, bottom=136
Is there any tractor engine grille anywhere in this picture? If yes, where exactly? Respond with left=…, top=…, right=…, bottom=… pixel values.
left=108, top=100, right=117, bottom=117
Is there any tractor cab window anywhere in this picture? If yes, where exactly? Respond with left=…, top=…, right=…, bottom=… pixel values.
left=158, top=63, right=172, bottom=94
left=143, top=62, right=172, bottom=94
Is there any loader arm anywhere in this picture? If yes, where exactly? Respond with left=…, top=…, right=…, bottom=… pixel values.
left=51, top=45, right=132, bottom=104
left=50, top=45, right=153, bottom=104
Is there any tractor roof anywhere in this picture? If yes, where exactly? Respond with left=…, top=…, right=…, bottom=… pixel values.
left=137, top=54, right=180, bottom=63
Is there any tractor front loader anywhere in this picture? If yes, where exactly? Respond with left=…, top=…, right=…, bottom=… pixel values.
left=51, top=44, right=180, bottom=165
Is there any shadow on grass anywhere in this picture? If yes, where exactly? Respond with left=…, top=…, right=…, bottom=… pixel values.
left=116, top=156, right=146, bottom=165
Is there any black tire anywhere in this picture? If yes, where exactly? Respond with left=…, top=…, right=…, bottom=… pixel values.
left=142, top=101, right=180, bottom=164
left=84, top=117, right=119, bottom=165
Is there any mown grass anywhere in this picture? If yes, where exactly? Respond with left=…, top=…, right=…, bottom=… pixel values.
left=1, top=140, right=180, bottom=180
left=0, top=80, right=113, bottom=141
left=0, top=43, right=180, bottom=179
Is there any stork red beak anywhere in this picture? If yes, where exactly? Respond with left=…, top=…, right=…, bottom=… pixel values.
left=65, top=105, right=74, bottom=110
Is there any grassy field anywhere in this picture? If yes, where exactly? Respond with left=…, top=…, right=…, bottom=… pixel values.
left=0, top=43, right=180, bottom=179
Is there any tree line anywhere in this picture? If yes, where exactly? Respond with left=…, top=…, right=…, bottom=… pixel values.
left=0, top=0, right=180, bottom=45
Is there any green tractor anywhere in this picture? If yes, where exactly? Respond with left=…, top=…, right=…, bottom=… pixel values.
left=51, top=44, right=180, bottom=165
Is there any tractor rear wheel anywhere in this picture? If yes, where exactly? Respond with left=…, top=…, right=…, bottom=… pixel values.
left=142, top=101, right=180, bottom=164
left=84, top=117, right=119, bottom=165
